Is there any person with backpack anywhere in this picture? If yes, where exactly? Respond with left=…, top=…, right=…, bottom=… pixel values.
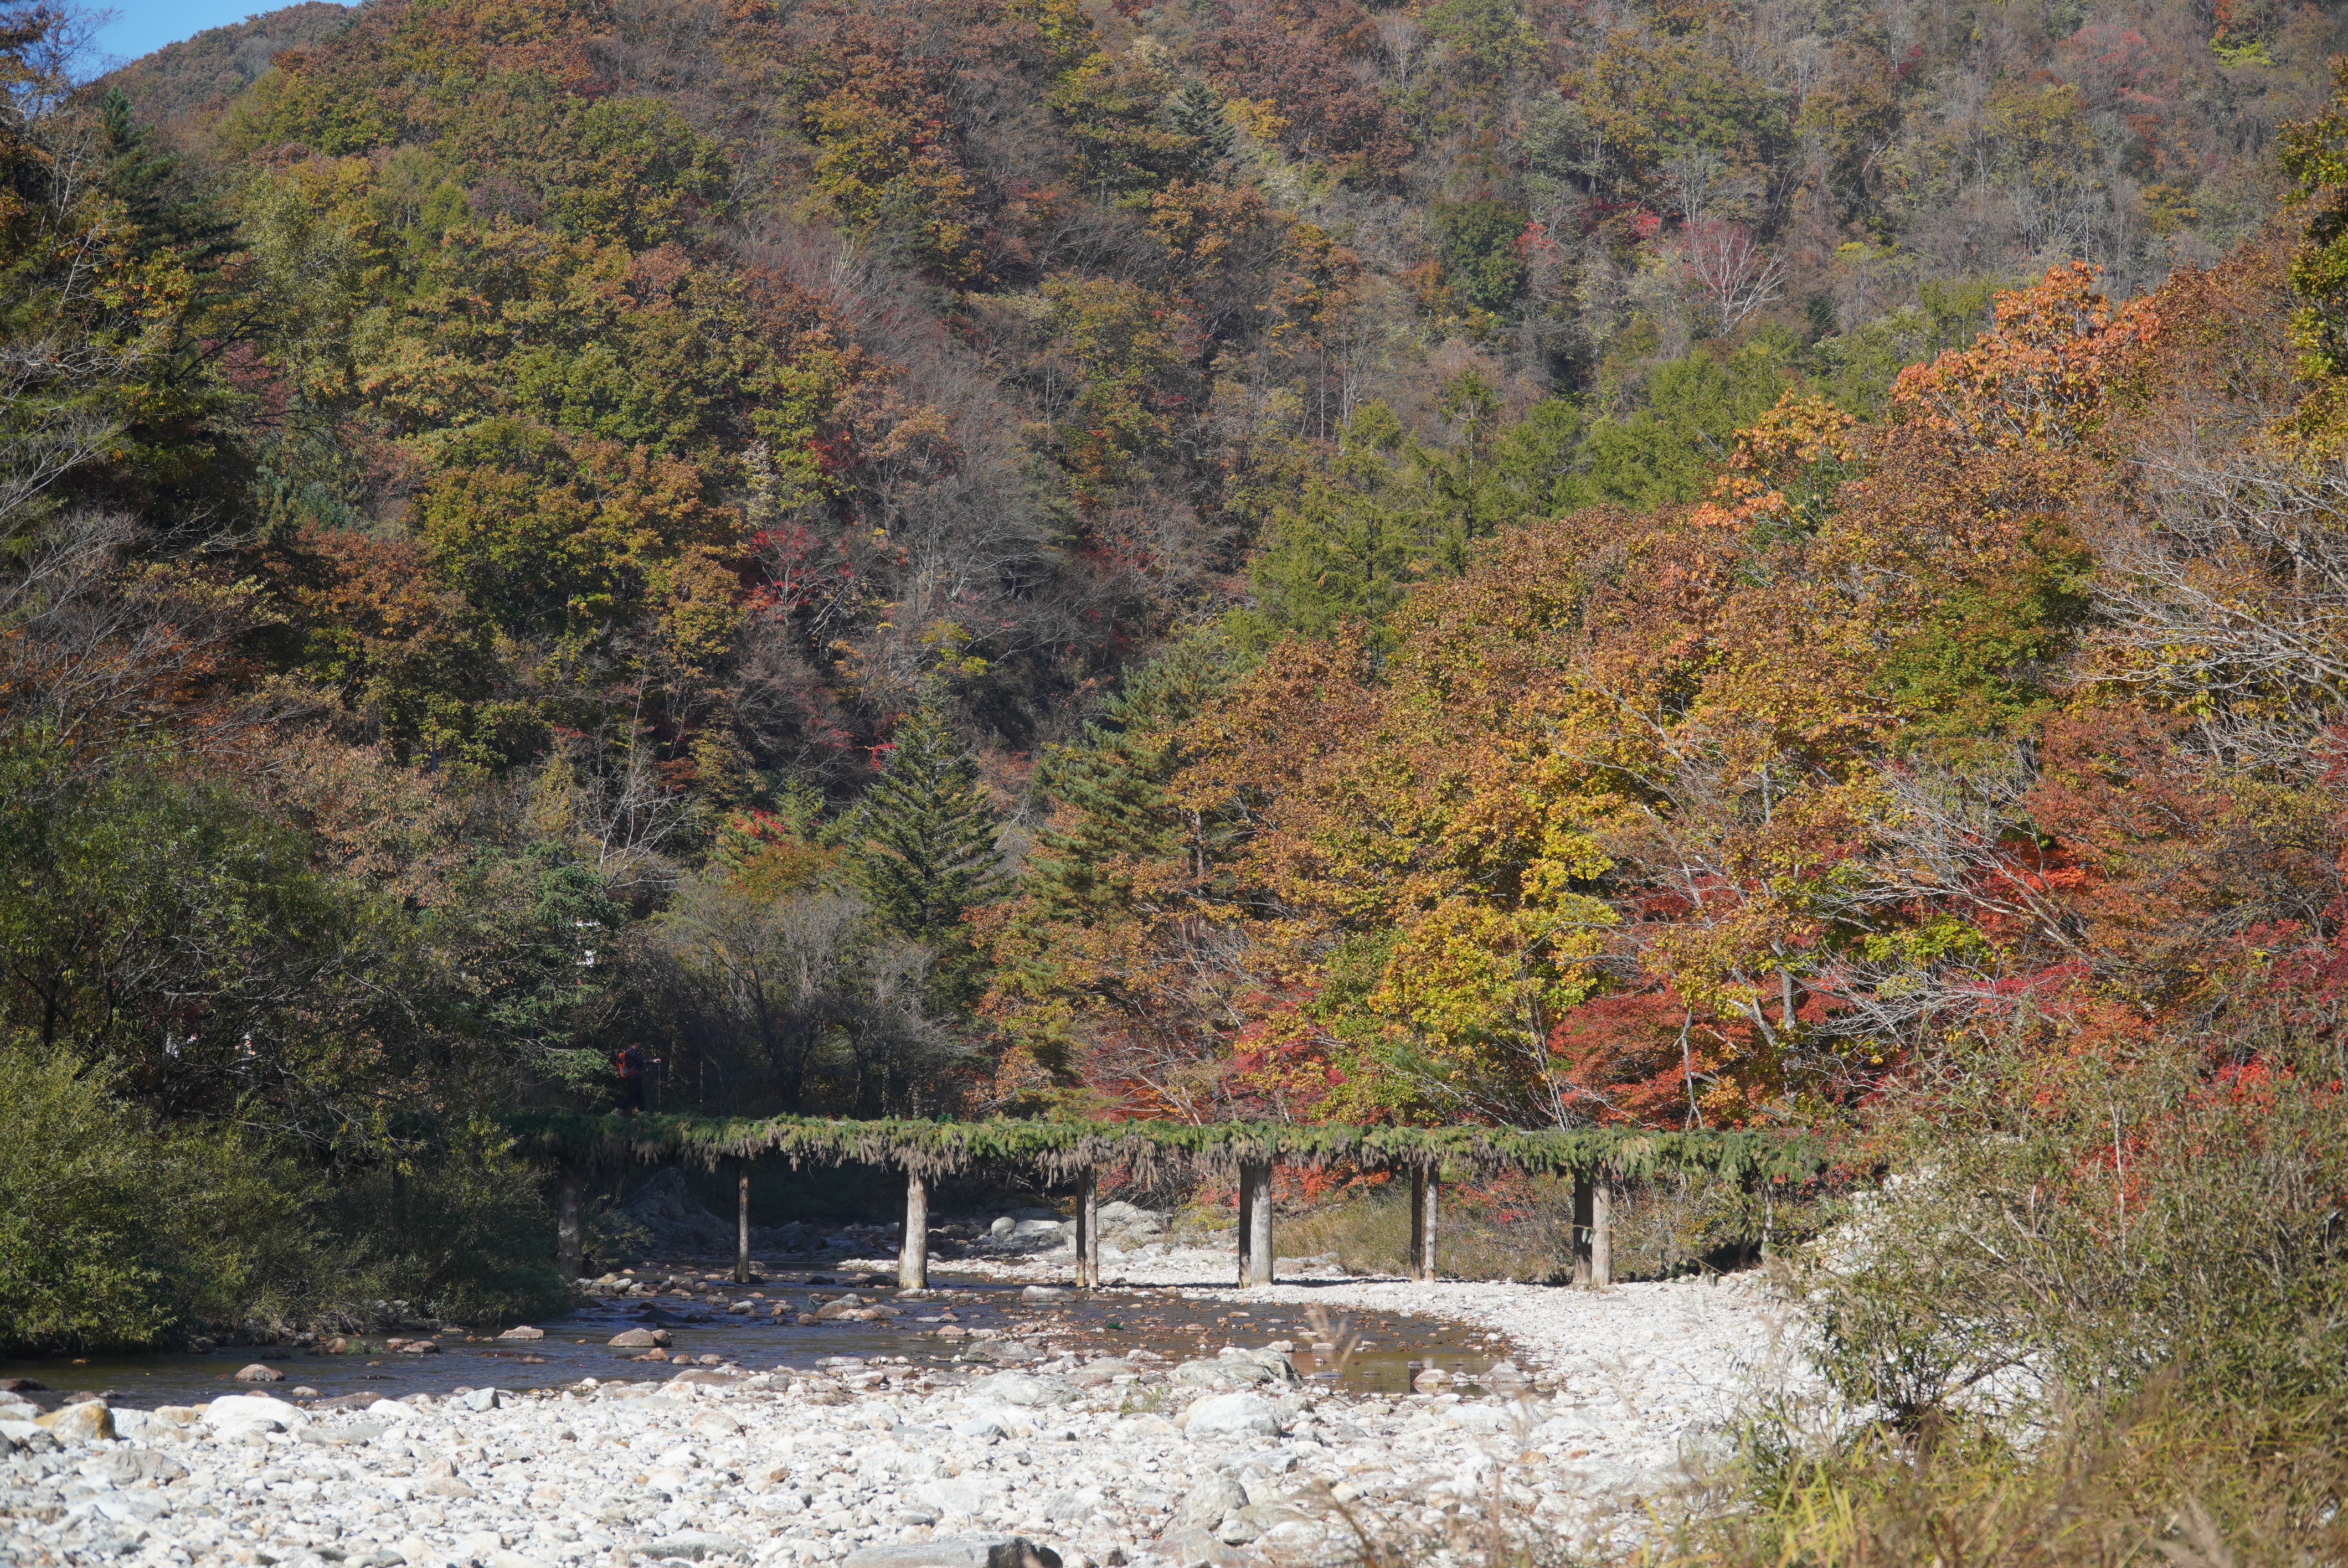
left=616, top=1042, right=658, bottom=1114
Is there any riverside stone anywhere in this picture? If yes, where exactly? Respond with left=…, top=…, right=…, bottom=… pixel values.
left=843, top=1535, right=1063, bottom=1568
left=0, top=1271, right=1804, bottom=1568
left=1181, top=1394, right=1280, bottom=1438
left=0, top=1418, right=59, bottom=1451
left=638, top=1534, right=749, bottom=1562
left=967, top=1371, right=1078, bottom=1407
left=1176, top=1476, right=1248, bottom=1529
left=202, top=1394, right=307, bottom=1429
left=33, top=1401, right=112, bottom=1442
left=233, top=1363, right=284, bottom=1381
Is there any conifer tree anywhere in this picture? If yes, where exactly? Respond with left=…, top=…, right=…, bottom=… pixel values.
left=847, top=699, right=1007, bottom=988
left=1163, top=82, right=1234, bottom=170
left=96, top=89, right=233, bottom=268
left=1022, top=634, right=1235, bottom=922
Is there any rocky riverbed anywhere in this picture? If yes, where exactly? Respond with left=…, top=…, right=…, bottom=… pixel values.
left=0, top=1270, right=1801, bottom=1568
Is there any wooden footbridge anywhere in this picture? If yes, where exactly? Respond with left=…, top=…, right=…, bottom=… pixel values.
left=506, top=1113, right=1832, bottom=1291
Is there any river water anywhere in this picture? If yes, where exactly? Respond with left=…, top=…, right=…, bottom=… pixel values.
left=0, top=1268, right=1507, bottom=1410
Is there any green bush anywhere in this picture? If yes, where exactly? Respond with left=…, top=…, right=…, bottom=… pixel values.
left=0, top=1048, right=570, bottom=1349
left=0, top=1048, right=340, bottom=1351
left=1675, top=1031, right=2348, bottom=1567
left=328, top=1118, right=572, bottom=1324
left=0, top=1051, right=174, bottom=1349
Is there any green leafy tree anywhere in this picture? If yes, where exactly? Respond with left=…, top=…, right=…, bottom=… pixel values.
left=1573, top=341, right=1794, bottom=508
left=1047, top=51, right=1198, bottom=199
left=543, top=97, right=730, bottom=249
left=1432, top=199, right=1530, bottom=310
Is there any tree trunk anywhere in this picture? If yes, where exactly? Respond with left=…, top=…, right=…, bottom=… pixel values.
left=1075, top=1166, right=1100, bottom=1287
left=899, top=1169, right=929, bottom=1290
left=734, top=1160, right=753, bottom=1284
left=557, top=1160, right=585, bottom=1282
left=1244, top=1161, right=1275, bottom=1287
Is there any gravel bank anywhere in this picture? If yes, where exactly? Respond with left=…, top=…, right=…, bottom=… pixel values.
left=0, top=1270, right=1803, bottom=1568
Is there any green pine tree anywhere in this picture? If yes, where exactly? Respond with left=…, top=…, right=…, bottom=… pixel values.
left=847, top=701, right=1007, bottom=989
left=1022, top=632, right=1238, bottom=923
left=1163, top=82, right=1234, bottom=171
left=96, top=89, right=235, bottom=269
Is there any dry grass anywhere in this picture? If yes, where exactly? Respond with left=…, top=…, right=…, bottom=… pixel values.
left=1659, top=1383, right=2348, bottom=1567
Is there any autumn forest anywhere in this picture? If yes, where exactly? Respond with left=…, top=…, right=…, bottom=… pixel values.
left=5, top=0, right=2348, bottom=1508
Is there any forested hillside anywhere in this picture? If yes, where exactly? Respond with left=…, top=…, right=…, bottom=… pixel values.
left=7, top=0, right=2348, bottom=1354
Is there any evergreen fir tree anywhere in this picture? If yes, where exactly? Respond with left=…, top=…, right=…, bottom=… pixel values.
left=1021, top=634, right=1235, bottom=921
left=96, top=89, right=234, bottom=268
left=847, top=699, right=1007, bottom=979
left=980, top=633, right=1240, bottom=1065
left=1163, top=82, right=1234, bottom=172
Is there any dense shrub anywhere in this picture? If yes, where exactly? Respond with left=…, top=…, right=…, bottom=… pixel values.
left=0, top=1051, right=332, bottom=1351
left=1677, top=1028, right=2348, bottom=1565
left=0, top=1051, right=568, bottom=1350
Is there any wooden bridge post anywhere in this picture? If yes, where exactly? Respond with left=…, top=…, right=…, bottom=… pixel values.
left=1572, top=1172, right=1594, bottom=1286
left=734, top=1159, right=753, bottom=1284
left=556, top=1158, right=585, bottom=1282
left=1407, top=1169, right=1424, bottom=1281
left=899, top=1168, right=930, bottom=1290
left=1408, top=1166, right=1439, bottom=1282
left=1592, top=1167, right=1613, bottom=1288
left=1235, top=1164, right=1254, bottom=1285
left=1572, top=1167, right=1614, bottom=1288
left=1243, top=1160, right=1275, bottom=1287
left=1075, top=1165, right=1100, bottom=1287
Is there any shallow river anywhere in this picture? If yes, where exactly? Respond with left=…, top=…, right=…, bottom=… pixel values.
left=0, top=1267, right=1508, bottom=1409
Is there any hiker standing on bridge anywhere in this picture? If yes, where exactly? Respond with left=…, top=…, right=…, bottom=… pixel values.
left=616, top=1041, right=658, bottom=1115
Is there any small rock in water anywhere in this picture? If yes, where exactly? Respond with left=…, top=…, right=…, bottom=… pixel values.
left=235, top=1364, right=285, bottom=1382
left=498, top=1324, right=547, bottom=1340
left=608, top=1327, right=670, bottom=1347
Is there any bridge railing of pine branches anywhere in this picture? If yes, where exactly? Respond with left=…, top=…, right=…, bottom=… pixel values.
left=502, top=1111, right=1837, bottom=1291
